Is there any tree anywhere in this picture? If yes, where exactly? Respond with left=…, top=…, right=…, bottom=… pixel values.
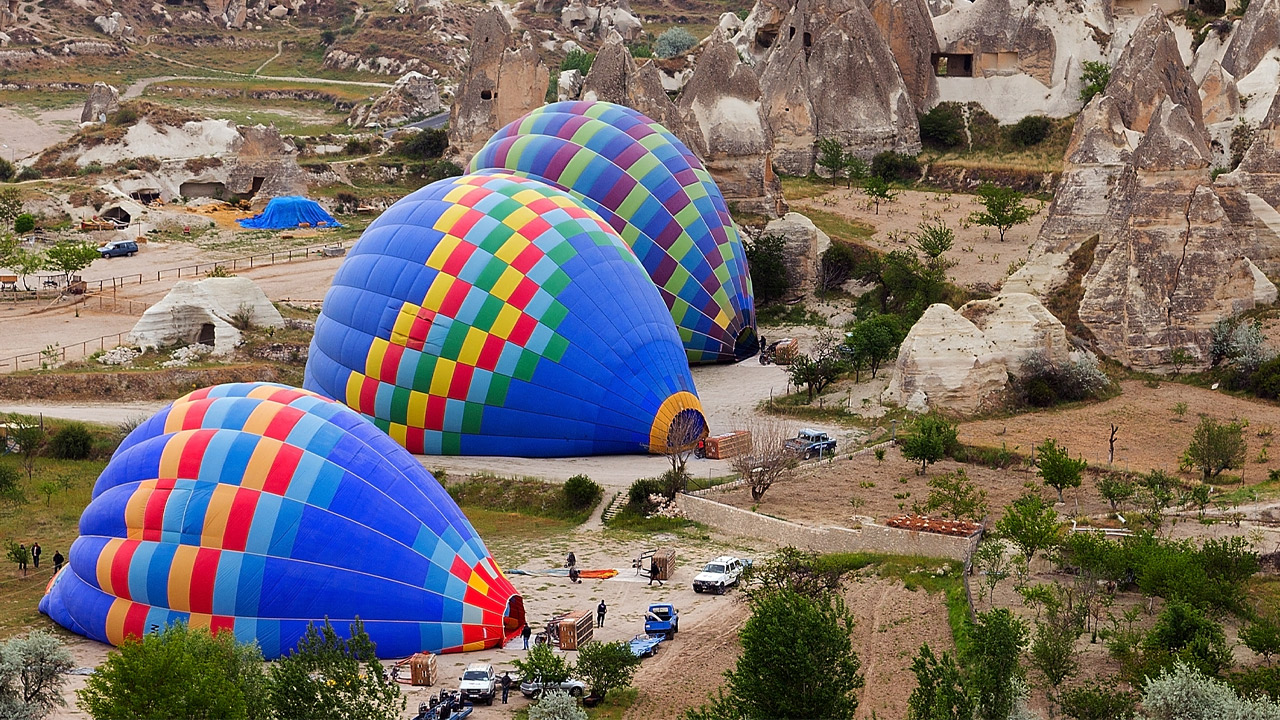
left=1097, top=473, right=1134, bottom=512
left=13, top=214, right=34, bottom=235
left=0, top=630, right=74, bottom=720
left=968, top=183, right=1034, bottom=242
left=575, top=641, right=641, bottom=700
left=1057, top=680, right=1135, bottom=720
left=1030, top=602, right=1083, bottom=715
left=911, top=221, right=956, bottom=274
left=863, top=176, right=898, bottom=214
left=6, top=248, right=47, bottom=290
left=743, top=233, right=790, bottom=305
left=1185, top=416, right=1247, bottom=481
left=659, top=409, right=704, bottom=477
left=1240, top=612, right=1280, bottom=665
left=1140, top=662, right=1280, bottom=720
left=966, top=608, right=1029, bottom=720
left=0, top=158, right=13, bottom=182
left=729, top=420, right=799, bottom=502
left=724, top=588, right=863, bottom=719
left=924, top=468, right=988, bottom=521
left=6, top=414, right=45, bottom=481
left=267, top=618, right=403, bottom=720
left=900, top=413, right=958, bottom=474
left=816, top=138, right=848, bottom=183
left=844, top=314, right=904, bottom=380
left=512, top=642, right=572, bottom=686
left=1140, top=469, right=1178, bottom=526
left=1144, top=600, right=1233, bottom=677
left=528, top=690, right=588, bottom=720
left=907, top=643, right=973, bottom=720
left=1078, top=61, right=1111, bottom=103
left=43, top=241, right=100, bottom=286
left=973, top=535, right=1014, bottom=606
left=77, top=623, right=269, bottom=720
left=995, top=493, right=1062, bottom=565
left=1037, top=438, right=1087, bottom=503
left=654, top=27, right=697, bottom=58
left=0, top=188, right=21, bottom=227
left=787, top=329, right=848, bottom=401
left=5, top=540, right=29, bottom=575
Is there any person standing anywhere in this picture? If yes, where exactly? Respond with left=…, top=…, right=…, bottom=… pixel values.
left=648, top=561, right=663, bottom=587
left=52, top=550, right=64, bottom=574
left=30, top=543, right=41, bottom=569
left=522, top=623, right=532, bottom=650
left=597, top=600, right=607, bottom=627
left=500, top=672, right=512, bottom=704
left=566, top=551, right=576, bottom=570
left=17, top=544, right=27, bottom=575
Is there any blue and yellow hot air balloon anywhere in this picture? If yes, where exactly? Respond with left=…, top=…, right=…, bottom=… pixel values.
left=471, top=101, right=757, bottom=364
left=39, top=383, right=523, bottom=658
left=304, top=171, right=707, bottom=457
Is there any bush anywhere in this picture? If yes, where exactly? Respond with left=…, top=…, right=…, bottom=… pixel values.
left=529, top=690, right=587, bottom=720
left=1008, top=115, right=1052, bottom=146
left=48, top=422, right=94, bottom=460
left=108, top=106, right=139, bottom=126
left=560, top=49, right=594, bottom=74
left=393, top=128, right=448, bottom=159
left=919, top=104, right=965, bottom=148
left=0, top=158, right=13, bottom=182
left=870, top=151, right=920, bottom=182
left=0, top=630, right=74, bottom=719
left=15, top=167, right=41, bottom=182
left=1143, top=662, right=1280, bottom=719
left=654, top=27, right=697, bottom=58
left=1078, top=61, right=1111, bottom=104
left=563, top=474, right=602, bottom=510
left=13, top=213, right=34, bottom=234
left=626, top=477, right=664, bottom=511
left=818, top=242, right=867, bottom=292
left=744, top=233, right=790, bottom=305
left=1013, top=350, right=1109, bottom=407
left=1198, top=0, right=1226, bottom=13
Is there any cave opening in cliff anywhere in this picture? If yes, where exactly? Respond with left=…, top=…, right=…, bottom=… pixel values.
left=931, top=53, right=974, bottom=77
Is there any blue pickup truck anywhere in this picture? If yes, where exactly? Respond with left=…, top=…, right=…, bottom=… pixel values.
left=644, top=604, right=679, bottom=640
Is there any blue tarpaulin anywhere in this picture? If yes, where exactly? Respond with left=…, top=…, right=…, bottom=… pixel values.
left=237, top=196, right=341, bottom=230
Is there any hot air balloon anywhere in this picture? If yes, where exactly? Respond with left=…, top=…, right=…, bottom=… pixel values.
left=304, top=171, right=707, bottom=457
left=471, top=101, right=757, bottom=364
left=39, top=382, right=523, bottom=659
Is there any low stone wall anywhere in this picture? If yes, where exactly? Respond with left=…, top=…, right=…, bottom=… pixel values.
left=676, top=493, right=978, bottom=561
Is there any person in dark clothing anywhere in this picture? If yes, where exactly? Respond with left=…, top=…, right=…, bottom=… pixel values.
left=648, top=562, right=663, bottom=586
left=52, top=550, right=64, bottom=574
left=566, top=551, right=576, bottom=569
left=30, top=543, right=40, bottom=569
left=500, top=672, right=512, bottom=704
left=597, top=600, right=607, bottom=627
left=17, top=545, right=26, bottom=575
left=568, top=566, right=581, bottom=584
left=522, top=623, right=532, bottom=650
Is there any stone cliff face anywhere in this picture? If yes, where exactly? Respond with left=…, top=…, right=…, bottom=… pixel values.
left=1105, top=9, right=1204, bottom=135
left=447, top=10, right=548, bottom=163
left=884, top=303, right=1009, bottom=414
left=861, top=0, right=938, bottom=109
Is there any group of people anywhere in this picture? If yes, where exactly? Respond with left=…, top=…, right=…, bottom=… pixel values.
left=13, top=542, right=64, bottom=576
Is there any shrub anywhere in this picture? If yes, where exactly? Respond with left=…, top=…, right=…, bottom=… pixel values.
left=654, top=27, right=697, bottom=58
left=1013, top=350, right=1109, bottom=407
left=744, top=232, right=790, bottom=305
left=108, top=106, right=139, bottom=126
left=626, top=477, right=664, bottom=512
left=562, top=474, right=602, bottom=510
left=0, top=630, right=74, bottom=719
left=1198, top=0, right=1226, bottom=13
left=919, top=104, right=965, bottom=148
left=818, top=241, right=867, bottom=292
left=628, top=43, right=653, bottom=58
left=13, top=213, right=35, bottom=234
left=48, top=422, right=94, bottom=460
left=394, top=128, right=448, bottom=159
left=560, top=49, right=594, bottom=74
left=871, top=151, right=920, bottom=182
left=529, top=690, right=587, bottom=720
left=0, top=158, right=13, bottom=182
left=1008, top=115, right=1052, bottom=146
left=15, top=167, right=41, bottom=182
left=1078, top=61, right=1111, bottom=104
left=1143, top=662, right=1280, bottom=719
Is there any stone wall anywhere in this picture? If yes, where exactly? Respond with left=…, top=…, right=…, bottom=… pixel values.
left=675, top=493, right=978, bottom=561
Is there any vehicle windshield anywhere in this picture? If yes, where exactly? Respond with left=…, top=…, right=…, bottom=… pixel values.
left=463, top=670, right=489, bottom=680
left=704, top=563, right=725, bottom=574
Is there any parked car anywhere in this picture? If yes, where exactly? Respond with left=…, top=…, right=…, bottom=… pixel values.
left=98, top=240, right=138, bottom=258
left=785, top=428, right=837, bottom=459
left=519, top=677, right=587, bottom=699
left=692, top=556, right=749, bottom=594
left=644, top=603, right=679, bottom=639
left=457, top=663, right=495, bottom=705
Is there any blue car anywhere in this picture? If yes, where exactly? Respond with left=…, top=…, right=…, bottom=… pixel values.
left=99, top=240, right=138, bottom=258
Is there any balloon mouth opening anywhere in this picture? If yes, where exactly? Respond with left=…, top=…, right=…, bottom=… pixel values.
left=648, top=392, right=708, bottom=454
left=733, top=326, right=759, bottom=361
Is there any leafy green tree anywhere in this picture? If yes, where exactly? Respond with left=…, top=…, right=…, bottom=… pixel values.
left=44, top=241, right=100, bottom=286
left=77, top=623, right=269, bottom=720
left=5, top=540, right=30, bottom=575
left=6, top=248, right=47, bottom=290
left=995, top=492, right=1062, bottom=565
left=1240, top=612, right=1280, bottom=665
left=1144, top=600, right=1233, bottom=677
left=512, top=642, right=572, bottom=685
left=0, top=630, right=74, bottom=720
left=1097, top=473, right=1134, bottom=512
left=0, top=158, right=13, bottom=182
left=267, top=618, right=403, bottom=720
left=1057, top=680, right=1135, bottom=720
left=724, top=588, right=863, bottom=719
left=6, top=414, right=45, bottom=481
left=911, top=220, right=955, bottom=274
left=1186, top=416, right=1247, bottom=481
left=863, top=176, right=898, bottom=214
left=816, top=138, right=848, bottom=183
left=968, top=183, right=1034, bottom=242
left=966, top=608, right=1029, bottom=720
left=844, top=314, right=904, bottom=380
left=559, top=49, right=594, bottom=74
left=924, top=468, right=988, bottom=521
left=900, top=413, right=958, bottom=474
left=973, top=535, right=1014, bottom=605
left=918, top=104, right=965, bottom=149
left=1078, top=61, right=1111, bottom=103
left=575, top=641, right=641, bottom=699
left=13, top=214, right=34, bottom=235
left=787, top=329, right=848, bottom=402
left=1140, top=469, right=1178, bottom=526
left=743, top=233, right=790, bottom=305
left=906, top=643, right=972, bottom=720
left=1030, top=602, right=1083, bottom=714
left=1037, top=438, right=1087, bottom=503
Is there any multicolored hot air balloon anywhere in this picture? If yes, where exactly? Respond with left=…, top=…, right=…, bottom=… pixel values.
left=304, top=171, right=707, bottom=457
left=471, top=101, right=757, bottom=365
left=39, top=383, right=523, bottom=659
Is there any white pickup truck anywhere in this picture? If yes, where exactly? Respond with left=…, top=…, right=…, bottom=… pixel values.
left=692, top=556, right=750, bottom=594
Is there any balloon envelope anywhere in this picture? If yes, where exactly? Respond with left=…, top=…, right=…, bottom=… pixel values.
left=304, top=171, right=707, bottom=456
left=471, top=101, right=757, bottom=364
left=39, top=383, right=523, bottom=659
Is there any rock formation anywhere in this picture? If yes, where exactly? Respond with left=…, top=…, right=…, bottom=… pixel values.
left=205, top=0, right=247, bottom=28
left=1199, top=61, right=1239, bottom=126
left=80, top=81, right=119, bottom=124
left=959, top=292, right=1070, bottom=367
left=129, top=277, right=284, bottom=355
left=560, top=0, right=643, bottom=42
left=1105, top=9, right=1204, bottom=135
left=761, top=212, right=831, bottom=296
left=1222, top=0, right=1280, bottom=80
left=447, top=9, right=548, bottom=163
left=884, top=303, right=1008, bottom=414
left=737, top=0, right=920, bottom=175
left=580, top=38, right=686, bottom=133
left=93, top=11, right=135, bottom=41
left=861, top=0, right=937, bottom=110
left=348, top=72, right=442, bottom=128
left=677, top=33, right=783, bottom=215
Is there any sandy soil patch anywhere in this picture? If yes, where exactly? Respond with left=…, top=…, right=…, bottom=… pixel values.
left=791, top=187, right=1048, bottom=291
left=0, top=106, right=81, bottom=162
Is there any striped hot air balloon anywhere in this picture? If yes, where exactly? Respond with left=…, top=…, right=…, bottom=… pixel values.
left=304, top=171, right=707, bottom=457
left=471, top=101, right=758, bottom=365
left=39, top=383, right=524, bottom=659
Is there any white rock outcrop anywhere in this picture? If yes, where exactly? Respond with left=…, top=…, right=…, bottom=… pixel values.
left=761, top=212, right=830, bottom=296
left=885, top=303, right=1009, bottom=414
left=958, top=292, right=1070, bottom=367
left=128, top=277, right=284, bottom=355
